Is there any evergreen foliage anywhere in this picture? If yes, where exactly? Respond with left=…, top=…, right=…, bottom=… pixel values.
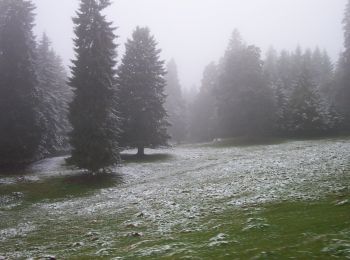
left=216, top=30, right=274, bottom=137
left=36, top=33, right=71, bottom=156
left=263, top=47, right=279, bottom=88
left=165, top=59, right=187, bottom=143
left=286, top=69, right=326, bottom=135
left=189, top=62, right=218, bottom=142
left=0, top=0, right=42, bottom=166
left=118, top=27, right=169, bottom=156
left=263, top=47, right=340, bottom=136
left=335, top=0, right=350, bottom=129
left=68, top=0, right=120, bottom=172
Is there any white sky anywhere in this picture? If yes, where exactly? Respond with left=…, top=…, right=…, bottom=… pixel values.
left=33, top=0, right=346, bottom=89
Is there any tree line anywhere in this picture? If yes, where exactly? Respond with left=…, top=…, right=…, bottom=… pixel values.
left=170, top=3, right=350, bottom=143
left=0, top=0, right=71, bottom=167
left=0, top=0, right=169, bottom=172
left=1, top=0, right=350, bottom=173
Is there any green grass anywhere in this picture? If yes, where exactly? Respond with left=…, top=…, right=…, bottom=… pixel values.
left=1, top=194, right=349, bottom=259
left=0, top=173, right=123, bottom=204
left=118, top=195, right=350, bottom=259
left=1, top=138, right=350, bottom=258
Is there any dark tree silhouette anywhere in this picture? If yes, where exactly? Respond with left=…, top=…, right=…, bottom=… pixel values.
left=165, top=59, right=187, bottom=143
left=36, top=33, right=71, bottom=156
left=336, top=0, right=350, bottom=129
left=216, top=30, right=274, bottom=137
left=0, top=0, right=42, bottom=166
left=190, top=62, right=218, bottom=142
left=68, top=0, right=120, bottom=172
left=118, top=27, right=169, bottom=156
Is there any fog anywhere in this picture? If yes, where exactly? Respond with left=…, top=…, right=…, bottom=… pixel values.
left=33, top=0, right=346, bottom=89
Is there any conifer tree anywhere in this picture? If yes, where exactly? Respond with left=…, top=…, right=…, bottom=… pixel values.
left=0, top=0, right=42, bottom=166
left=277, top=50, right=294, bottom=97
left=165, top=59, right=187, bottom=143
left=190, top=62, right=218, bottom=142
left=263, top=47, right=279, bottom=88
left=319, top=50, right=334, bottom=96
left=336, top=0, right=350, bottom=128
left=310, top=48, right=334, bottom=98
left=68, top=0, right=120, bottom=172
left=286, top=69, right=325, bottom=135
left=273, top=80, right=289, bottom=134
left=118, top=27, right=169, bottom=156
left=216, top=30, right=274, bottom=137
left=285, top=50, right=341, bottom=136
left=36, top=33, right=71, bottom=156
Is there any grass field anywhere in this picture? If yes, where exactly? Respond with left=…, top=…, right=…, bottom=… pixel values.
left=0, top=137, right=349, bottom=259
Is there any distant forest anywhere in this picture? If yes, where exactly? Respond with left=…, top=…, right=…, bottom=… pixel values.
left=1, top=0, right=350, bottom=172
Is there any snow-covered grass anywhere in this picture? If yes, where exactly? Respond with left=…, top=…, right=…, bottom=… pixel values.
left=0, top=137, right=349, bottom=258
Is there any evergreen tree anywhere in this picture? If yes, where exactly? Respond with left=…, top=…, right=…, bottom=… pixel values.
left=118, top=27, right=169, bottom=156
left=36, top=33, right=71, bottom=156
left=319, top=50, right=334, bottom=98
left=277, top=50, right=294, bottom=97
left=270, top=48, right=339, bottom=136
left=273, top=79, right=289, bottom=134
left=189, top=62, right=218, bottom=142
left=285, top=52, right=340, bottom=136
left=264, top=48, right=292, bottom=134
left=286, top=69, right=324, bottom=135
left=183, top=85, right=199, bottom=105
left=310, top=48, right=334, bottom=98
left=0, top=0, right=42, bottom=166
left=68, top=0, right=120, bottom=172
left=216, top=30, right=274, bottom=137
left=336, top=0, right=350, bottom=128
left=263, top=46, right=279, bottom=88
left=165, top=59, right=187, bottom=143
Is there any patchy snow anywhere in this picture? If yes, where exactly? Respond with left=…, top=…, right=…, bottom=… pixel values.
left=40, top=139, right=349, bottom=221
left=0, top=222, right=36, bottom=242
left=0, top=138, right=349, bottom=258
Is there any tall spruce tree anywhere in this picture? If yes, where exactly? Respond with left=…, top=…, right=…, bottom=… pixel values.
left=277, top=50, right=294, bottom=97
left=0, top=0, right=42, bottom=166
left=68, top=0, right=120, bottom=172
left=336, top=0, right=350, bottom=129
left=263, top=47, right=279, bottom=88
left=286, top=68, right=325, bottom=135
left=189, top=62, right=218, bottom=142
left=311, top=48, right=334, bottom=98
left=165, top=59, right=187, bottom=143
left=216, top=30, right=274, bottom=137
left=118, top=27, right=169, bottom=156
left=36, top=33, right=71, bottom=156
left=273, top=79, right=289, bottom=134
left=269, top=48, right=340, bottom=136
left=285, top=51, right=340, bottom=136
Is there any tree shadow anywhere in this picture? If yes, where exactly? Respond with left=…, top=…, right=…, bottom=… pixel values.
left=121, top=153, right=173, bottom=163
left=0, top=172, right=123, bottom=205
left=0, top=164, right=31, bottom=176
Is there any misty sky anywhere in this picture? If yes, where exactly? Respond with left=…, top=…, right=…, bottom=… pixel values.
left=33, top=0, right=346, bottom=90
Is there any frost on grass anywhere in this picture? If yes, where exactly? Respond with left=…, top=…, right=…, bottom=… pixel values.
left=322, top=238, right=350, bottom=258
left=208, top=233, right=230, bottom=247
left=0, top=222, right=35, bottom=242
left=0, top=138, right=349, bottom=258
left=43, top=139, right=349, bottom=220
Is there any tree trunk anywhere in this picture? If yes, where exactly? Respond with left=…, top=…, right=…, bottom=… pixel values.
left=137, top=146, right=145, bottom=157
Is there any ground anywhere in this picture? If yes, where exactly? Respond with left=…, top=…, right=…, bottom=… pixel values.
left=0, top=137, right=349, bottom=259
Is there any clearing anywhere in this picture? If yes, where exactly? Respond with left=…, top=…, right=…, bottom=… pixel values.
left=0, top=137, right=349, bottom=259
